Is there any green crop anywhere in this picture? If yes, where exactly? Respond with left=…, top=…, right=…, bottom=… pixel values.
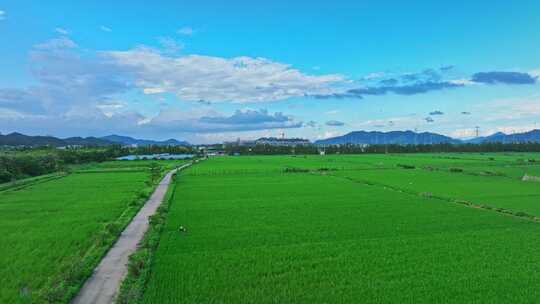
left=0, top=162, right=169, bottom=303
left=136, top=154, right=540, bottom=303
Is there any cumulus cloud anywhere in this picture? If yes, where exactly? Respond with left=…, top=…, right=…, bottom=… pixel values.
left=471, top=71, right=537, bottom=85
left=0, top=38, right=132, bottom=116
left=0, top=37, right=325, bottom=139
left=314, top=68, right=539, bottom=100
left=177, top=27, right=195, bottom=35
left=424, top=117, right=434, bottom=123
left=145, top=108, right=302, bottom=133
left=429, top=110, right=444, bottom=115
left=157, top=37, right=184, bottom=54
left=313, top=67, right=467, bottom=99
left=362, top=72, right=385, bottom=80
left=34, top=37, right=78, bottom=50
left=200, top=109, right=292, bottom=125
left=0, top=88, right=48, bottom=114
left=329, top=81, right=463, bottom=99
left=325, top=120, right=345, bottom=126
left=105, top=47, right=344, bottom=103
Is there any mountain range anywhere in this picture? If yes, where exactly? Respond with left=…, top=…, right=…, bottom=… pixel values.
left=315, top=131, right=460, bottom=145
left=0, top=132, right=190, bottom=147
left=315, top=129, right=540, bottom=145
left=100, top=135, right=190, bottom=146
left=3, top=129, right=540, bottom=147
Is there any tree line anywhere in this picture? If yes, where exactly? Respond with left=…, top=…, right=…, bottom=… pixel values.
left=0, top=145, right=196, bottom=183
left=224, top=142, right=540, bottom=155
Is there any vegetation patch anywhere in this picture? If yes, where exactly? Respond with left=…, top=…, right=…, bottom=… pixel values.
left=136, top=155, right=540, bottom=303
left=116, top=173, right=178, bottom=304
left=283, top=167, right=310, bottom=173
left=0, top=160, right=186, bottom=303
left=397, top=164, right=415, bottom=169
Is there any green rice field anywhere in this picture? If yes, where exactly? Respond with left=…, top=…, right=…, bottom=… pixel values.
left=136, top=154, right=540, bottom=303
left=0, top=160, right=186, bottom=303
left=4, top=153, right=540, bottom=303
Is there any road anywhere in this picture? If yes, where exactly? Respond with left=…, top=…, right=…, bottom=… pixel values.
left=71, top=163, right=191, bottom=304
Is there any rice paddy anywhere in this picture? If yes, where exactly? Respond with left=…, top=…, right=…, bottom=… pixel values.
left=4, top=153, right=540, bottom=303
left=0, top=160, right=186, bottom=303
left=137, top=154, right=540, bottom=303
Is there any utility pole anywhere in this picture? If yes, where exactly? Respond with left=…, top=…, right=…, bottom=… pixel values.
left=475, top=126, right=480, bottom=138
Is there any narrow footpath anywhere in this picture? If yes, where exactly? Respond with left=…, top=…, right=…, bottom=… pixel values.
left=71, top=162, right=191, bottom=304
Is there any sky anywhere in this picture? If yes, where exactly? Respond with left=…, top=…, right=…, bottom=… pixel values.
left=1, top=0, right=540, bottom=144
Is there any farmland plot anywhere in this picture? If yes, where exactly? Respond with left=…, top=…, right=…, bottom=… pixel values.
left=0, top=169, right=151, bottom=303
left=138, top=155, right=540, bottom=303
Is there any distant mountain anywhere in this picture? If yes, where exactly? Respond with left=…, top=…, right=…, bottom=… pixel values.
left=0, top=132, right=113, bottom=147
left=466, top=129, right=540, bottom=144
left=63, top=136, right=113, bottom=146
left=0, top=132, right=67, bottom=147
left=464, top=132, right=506, bottom=144
left=315, top=130, right=460, bottom=145
left=100, top=134, right=190, bottom=146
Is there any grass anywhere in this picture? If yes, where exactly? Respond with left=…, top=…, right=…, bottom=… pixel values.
left=135, top=154, right=540, bottom=303
left=0, top=159, right=186, bottom=303
left=116, top=171, right=180, bottom=304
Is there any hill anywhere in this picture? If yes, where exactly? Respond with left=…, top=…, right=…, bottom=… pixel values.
left=100, top=135, right=190, bottom=146
left=0, top=132, right=112, bottom=147
left=315, top=130, right=459, bottom=145
left=0, top=132, right=189, bottom=147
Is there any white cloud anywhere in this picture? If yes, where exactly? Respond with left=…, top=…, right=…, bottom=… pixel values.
left=317, top=131, right=340, bottom=139
left=146, top=108, right=302, bottom=133
left=530, top=69, right=540, bottom=78
left=477, top=96, right=540, bottom=121
left=177, top=27, right=194, bottom=35
left=448, top=78, right=477, bottom=86
left=34, top=37, right=77, bottom=50
left=0, top=10, right=5, bottom=20
left=105, top=47, right=344, bottom=103
left=100, top=25, right=112, bottom=32
left=449, top=128, right=477, bottom=138
left=55, top=27, right=70, bottom=35
left=157, top=37, right=184, bottom=54
left=362, top=72, right=385, bottom=80
left=143, top=88, right=166, bottom=94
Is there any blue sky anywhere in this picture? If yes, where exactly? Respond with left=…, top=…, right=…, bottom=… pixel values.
left=1, top=1, right=540, bottom=143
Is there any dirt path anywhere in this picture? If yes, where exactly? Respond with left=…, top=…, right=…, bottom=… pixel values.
left=71, top=163, right=191, bottom=304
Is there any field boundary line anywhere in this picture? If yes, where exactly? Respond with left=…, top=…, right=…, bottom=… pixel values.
left=325, top=173, right=540, bottom=224
left=70, top=162, right=193, bottom=304
left=0, top=172, right=69, bottom=193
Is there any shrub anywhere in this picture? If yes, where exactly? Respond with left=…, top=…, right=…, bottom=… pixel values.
left=283, top=167, right=310, bottom=173
left=449, top=167, right=463, bottom=173
left=397, top=164, right=415, bottom=169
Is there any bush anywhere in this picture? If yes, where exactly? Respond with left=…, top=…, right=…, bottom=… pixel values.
left=397, top=164, right=415, bottom=169
left=283, top=167, right=310, bottom=173
left=449, top=167, right=463, bottom=173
